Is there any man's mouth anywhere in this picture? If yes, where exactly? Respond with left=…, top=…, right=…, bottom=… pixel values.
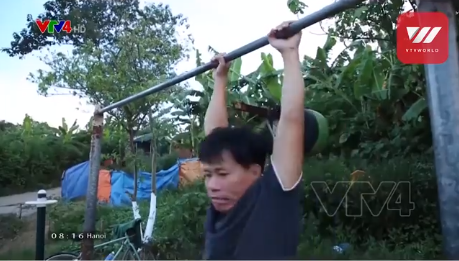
left=211, top=197, right=229, bottom=204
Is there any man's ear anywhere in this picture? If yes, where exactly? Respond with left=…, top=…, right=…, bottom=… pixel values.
left=249, top=164, right=262, bottom=177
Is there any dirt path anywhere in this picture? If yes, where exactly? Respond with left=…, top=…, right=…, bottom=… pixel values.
left=0, top=214, right=52, bottom=257
left=0, top=189, right=61, bottom=257
left=0, top=188, right=61, bottom=216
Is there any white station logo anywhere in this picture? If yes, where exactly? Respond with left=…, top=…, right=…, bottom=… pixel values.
left=406, top=27, right=442, bottom=43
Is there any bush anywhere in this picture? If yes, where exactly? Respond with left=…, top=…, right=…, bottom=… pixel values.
left=0, top=117, right=91, bottom=194
left=304, top=156, right=441, bottom=246
left=156, top=151, right=180, bottom=171
left=0, top=214, right=25, bottom=242
left=47, top=157, right=442, bottom=259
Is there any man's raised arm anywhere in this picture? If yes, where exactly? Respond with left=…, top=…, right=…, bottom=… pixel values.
left=268, top=22, right=305, bottom=190
left=204, top=54, right=230, bottom=135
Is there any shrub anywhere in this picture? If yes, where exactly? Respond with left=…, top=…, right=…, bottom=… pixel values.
left=47, top=157, right=442, bottom=259
left=156, top=151, right=180, bottom=171
left=0, top=214, right=25, bottom=242
left=304, top=156, right=441, bottom=246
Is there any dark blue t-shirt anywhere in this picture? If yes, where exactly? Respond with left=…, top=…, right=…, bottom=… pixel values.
left=204, top=163, right=303, bottom=259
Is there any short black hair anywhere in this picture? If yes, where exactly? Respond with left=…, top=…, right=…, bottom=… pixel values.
left=198, top=127, right=271, bottom=169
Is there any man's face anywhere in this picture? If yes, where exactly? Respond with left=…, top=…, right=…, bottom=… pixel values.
left=203, top=151, right=261, bottom=212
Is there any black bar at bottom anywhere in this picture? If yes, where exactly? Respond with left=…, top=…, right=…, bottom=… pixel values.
left=35, top=206, right=46, bottom=260
left=98, top=0, right=364, bottom=113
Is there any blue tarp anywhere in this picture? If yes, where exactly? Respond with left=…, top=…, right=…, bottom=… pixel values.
left=61, top=161, right=90, bottom=200
left=61, top=158, right=197, bottom=206
left=109, top=164, right=180, bottom=206
left=110, top=170, right=152, bottom=206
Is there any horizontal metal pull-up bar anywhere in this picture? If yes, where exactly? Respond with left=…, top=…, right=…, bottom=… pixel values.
left=98, top=0, right=364, bottom=114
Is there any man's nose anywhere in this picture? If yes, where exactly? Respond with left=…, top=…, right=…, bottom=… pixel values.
left=206, top=176, right=221, bottom=192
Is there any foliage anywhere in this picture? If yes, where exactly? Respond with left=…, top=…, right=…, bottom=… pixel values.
left=302, top=36, right=431, bottom=159
left=46, top=157, right=442, bottom=259
left=150, top=0, right=433, bottom=161
left=14, top=2, right=193, bottom=199
left=2, top=0, right=162, bottom=57
left=28, top=2, right=192, bottom=148
left=304, top=156, right=440, bottom=247
left=0, top=214, right=25, bottom=243
left=156, top=151, right=180, bottom=171
left=188, top=0, right=432, bottom=161
left=0, top=116, right=90, bottom=192
left=0, top=114, right=183, bottom=194
left=2, top=0, right=439, bottom=190
left=0, top=0, right=447, bottom=258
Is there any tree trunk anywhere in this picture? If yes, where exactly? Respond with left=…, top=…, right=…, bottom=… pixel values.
left=148, top=111, right=157, bottom=194
left=190, top=116, right=195, bottom=155
left=119, top=125, right=126, bottom=167
left=128, top=127, right=136, bottom=153
left=128, top=126, right=138, bottom=201
left=150, top=145, right=156, bottom=193
left=127, top=125, right=141, bottom=222
left=143, top=108, right=157, bottom=243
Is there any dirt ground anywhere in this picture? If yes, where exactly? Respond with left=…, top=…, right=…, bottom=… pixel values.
left=0, top=188, right=61, bottom=216
left=0, top=187, right=60, bottom=259
left=0, top=215, right=50, bottom=255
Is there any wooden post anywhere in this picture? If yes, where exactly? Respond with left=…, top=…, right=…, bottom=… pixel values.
left=81, top=106, right=103, bottom=260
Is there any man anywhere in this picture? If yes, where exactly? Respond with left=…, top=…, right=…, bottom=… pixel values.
left=199, top=21, right=304, bottom=259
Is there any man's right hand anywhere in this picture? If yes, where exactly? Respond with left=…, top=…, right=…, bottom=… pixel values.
left=205, top=53, right=231, bottom=135
left=268, top=21, right=302, bottom=56
left=212, top=53, right=231, bottom=79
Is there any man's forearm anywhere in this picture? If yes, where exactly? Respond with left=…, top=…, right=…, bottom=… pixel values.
left=204, top=77, right=229, bottom=135
left=280, top=51, right=304, bottom=119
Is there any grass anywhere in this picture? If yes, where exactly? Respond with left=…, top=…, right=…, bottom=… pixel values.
left=0, top=241, right=73, bottom=260
left=0, top=248, right=35, bottom=260
left=9, top=203, right=439, bottom=260
left=0, top=213, right=76, bottom=260
left=0, top=226, right=443, bottom=260
left=0, top=214, right=25, bottom=243
left=0, top=214, right=38, bottom=260
left=0, top=156, right=443, bottom=259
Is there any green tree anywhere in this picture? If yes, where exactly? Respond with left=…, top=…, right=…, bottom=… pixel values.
left=2, top=0, right=149, bottom=57
left=282, top=0, right=432, bottom=158
left=0, top=116, right=90, bottom=193
left=27, top=6, right=192, bottom=238
left=29, top=3, right=192, bottom=152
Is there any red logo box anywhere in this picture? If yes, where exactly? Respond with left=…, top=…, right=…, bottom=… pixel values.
left=396, top=12, right=448, bottom=64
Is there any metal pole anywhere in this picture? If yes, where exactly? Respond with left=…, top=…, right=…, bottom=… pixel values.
left=24, top=190, right=57, bottom=261
left=35, top=190, right=46, bottom=260
left=98, top=0, right=364, bottom=113
left=417, top=0, right=459, bottom=258
left=81, top=106, right=104, bottom=260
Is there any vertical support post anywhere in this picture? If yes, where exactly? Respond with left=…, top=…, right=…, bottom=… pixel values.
left=25, top=190, right=57, bottom=261
left=148, top=109, right=157, bottom=194
left=35, top=190, right=47, bottom=261
left=417, top=0, right=459, bottom=258
left=81, top=106, right=104, bottom=260
left=143, top=108, right=157, bottom=243
left=18, top=203, right=23, bottom=219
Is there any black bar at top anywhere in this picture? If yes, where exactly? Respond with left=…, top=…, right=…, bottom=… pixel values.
left=98, top=0, right=364, bottom=113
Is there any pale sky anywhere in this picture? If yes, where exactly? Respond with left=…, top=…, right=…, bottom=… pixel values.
left=0, top=0, right=343, bottom=128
